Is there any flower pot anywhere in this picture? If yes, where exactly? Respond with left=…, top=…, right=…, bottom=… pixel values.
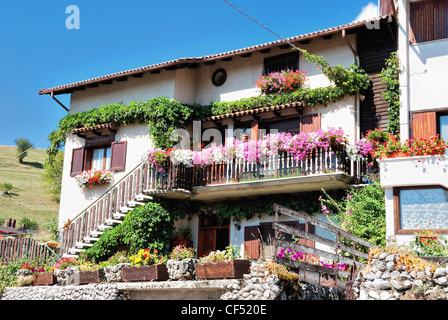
left=121, top=264, right=169, bottom=282
left=195, top=260, right=251, bottom=280
left=419, top=235, right=438, bottom=246
left=69, top=270, right=101, bottom=285
left=46, top=242, right=59, bottom=248
left=386, top=151, right=410, bottom=158
left=34, top=272, right=57, bottom=286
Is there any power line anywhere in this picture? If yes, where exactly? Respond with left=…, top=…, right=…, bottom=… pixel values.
left=0, top=136, right=50, bottom=169
left=221, top=0, right=304, bottom=53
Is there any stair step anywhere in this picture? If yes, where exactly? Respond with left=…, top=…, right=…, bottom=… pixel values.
left=83, top=236, right=100, bottom=242
left=75, top=242, right=93, bottom=248
left=135, top=194, right=153, bottom=201
left=105, top=218, right=123, bottom=225
left=113, top=212, right=127, bottom=219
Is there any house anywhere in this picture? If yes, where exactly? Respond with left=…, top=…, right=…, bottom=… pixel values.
left=39, top=3, right=398, bottom=258
left=379, top=0, right=448, bottom=245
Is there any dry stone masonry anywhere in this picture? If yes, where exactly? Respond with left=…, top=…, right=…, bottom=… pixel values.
left=353, top=250, right=448, bottom=300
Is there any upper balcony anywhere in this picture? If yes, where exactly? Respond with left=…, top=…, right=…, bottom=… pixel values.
left=142, top=130, right=373, bottom=201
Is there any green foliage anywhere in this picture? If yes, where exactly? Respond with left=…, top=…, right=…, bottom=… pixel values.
left=0, top=217, right=5, bottom=226
left=14, top=138, right=33, bottom=164
left=381, top=52, right=402, bottom=135
left=83, top=202, right=174, bottom=262
left=19, top=217, right=39, bottom=230
left=41, top=151, right=64, bottom=202
left=320, top=179, right=386, bottom=248
left=0, top=182, right=13, bottom=193
left=45, top=218, right=59, bottom=241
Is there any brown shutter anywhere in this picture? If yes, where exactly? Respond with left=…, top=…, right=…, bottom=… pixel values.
left=410, top=0, right=434, bottom=43
left=300, top=113, right=321, bottom=133
left=244, top=226, right=260, bottom=260
left=110, top=141, right=127, bottom=171
left=411, top=112, right=437, bottom=139
left=70, top=147, right=85, bottom=177
left=434, top=0, right=448, bottom=41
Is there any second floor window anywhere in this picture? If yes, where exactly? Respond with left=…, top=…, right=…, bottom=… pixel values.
left=92, top=147, right=112, bottom=170
left=410, top=0, right=448, bottom=44
left=262, top=52, right=299, bottom=75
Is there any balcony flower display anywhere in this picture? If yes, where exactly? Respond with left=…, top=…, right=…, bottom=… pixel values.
left=256, top=70, right=307, bottom=94
left=149, top=127, right=367, bottom=168
left=347, top=138, right=372, bottom=161
left=408, top=135, right=447, bottom=156
left=75, top=169, right=114, bottom=188
left=144, top=147, right=171, bottom=172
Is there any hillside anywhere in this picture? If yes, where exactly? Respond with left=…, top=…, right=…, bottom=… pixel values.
left=0, top=145, right=59, bottom=237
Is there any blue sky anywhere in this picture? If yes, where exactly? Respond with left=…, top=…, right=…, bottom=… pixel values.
left=0, top=0, right=377, bottom=151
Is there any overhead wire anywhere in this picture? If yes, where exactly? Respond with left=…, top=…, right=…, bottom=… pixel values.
left=0, top=136, right=50, bottom=169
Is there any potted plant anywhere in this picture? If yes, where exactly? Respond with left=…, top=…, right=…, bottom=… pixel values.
left=145, top=148, right=170, bottom=172
left=167, top=245, right=199, bottom=280
left=122, top=249, right=169, bottom=282
left=408, top=135, right=447, bottom=156
left=45, top=240, right=59, bottom=248
left=74, top=168, right=114, bottom=188
left=256, top=70, right=306, bottom=94
left=374, top=135, right=411, bottom=159
left=34, top=268, right=57, bottom=286
left=366, top=128, right=391, bottom=151
left=196, top=245, right=251, bottom=280
left=69, top=254, right=102, bottom=285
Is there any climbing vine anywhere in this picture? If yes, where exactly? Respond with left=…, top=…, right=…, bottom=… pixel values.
left=46, top=51, right=371, bottom=165
left=380, top=52, right=402, bottom=135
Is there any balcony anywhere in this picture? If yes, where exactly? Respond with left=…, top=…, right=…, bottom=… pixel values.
left=144, top=146, right=369, bottom=201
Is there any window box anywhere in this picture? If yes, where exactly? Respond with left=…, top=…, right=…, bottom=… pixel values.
left=34, top=272, right=57, bottom=286
left=121, top=264, right=169, bottom=282
left=195, top=260, right=251, bottom=280
left=74, top=169, right=114, bottom=188
left=69, top=270, right=101, bottom=285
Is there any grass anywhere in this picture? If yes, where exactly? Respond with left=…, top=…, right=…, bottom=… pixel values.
left=0, top=146, right=59, bottom=240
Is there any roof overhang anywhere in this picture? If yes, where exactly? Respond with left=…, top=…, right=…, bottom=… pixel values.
left=38, top=15, right=395, bottom=97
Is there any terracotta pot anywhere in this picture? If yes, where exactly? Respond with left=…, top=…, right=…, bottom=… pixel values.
left=419, top=235, right=438, bottom=245
left=196, top=260, right=251, bottom=280
left=386, top=151, right=411, bottom=158
left=46, top=242, right=59, bottom=248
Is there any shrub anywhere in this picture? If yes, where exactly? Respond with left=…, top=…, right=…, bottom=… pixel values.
left=14, top=138, right=33, bottom=164
left=83, top=202, right=174, bottom=262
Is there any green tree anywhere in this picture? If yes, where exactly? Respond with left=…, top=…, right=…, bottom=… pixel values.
left=14, top=138, right=33, bottom=164
left=42, top=151, right=64, bottom=202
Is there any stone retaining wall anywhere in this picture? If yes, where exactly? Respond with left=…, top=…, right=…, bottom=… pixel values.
left=1, top=261, right=344, bottom=300
left=353, top=250, right=448, bottom=300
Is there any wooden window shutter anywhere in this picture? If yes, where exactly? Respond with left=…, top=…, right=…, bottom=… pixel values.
left=434, top=0, right=448, bottom=41
left=300, top=113, right=321, bottom=133
left=244, top=226, right=260, bottom=260
left=70, top=147, right=85, bottom=177
left=410, top=0, right=434, bottom=43
left=411, top=112, right=437, bottom=140
left=110, top=141, right=127, bottom=171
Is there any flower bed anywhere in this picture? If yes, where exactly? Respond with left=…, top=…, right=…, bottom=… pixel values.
left=74, top=169, right=114, bottom=188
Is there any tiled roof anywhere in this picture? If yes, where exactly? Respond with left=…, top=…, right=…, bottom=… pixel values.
left=39, top=15, right=393, bottom=96
left=71, top=122, right=118, bottom=134
left=201, top=102, right=304, bottom=122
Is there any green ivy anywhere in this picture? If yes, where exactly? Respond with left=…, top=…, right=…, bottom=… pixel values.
left=381, top=52, right=402, bottom=135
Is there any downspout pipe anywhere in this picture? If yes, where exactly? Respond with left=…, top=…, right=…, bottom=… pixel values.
left=51, top=91, right=69, bottom=112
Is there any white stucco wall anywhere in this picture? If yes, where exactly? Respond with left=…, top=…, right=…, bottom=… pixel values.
left=59, top=34, right=358, bottom=229
left=58, top=123, right=152, bottom=227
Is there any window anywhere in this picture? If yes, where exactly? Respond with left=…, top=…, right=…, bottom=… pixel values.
left=262, top=52, right=299, bottom=75
left=410, top=0, right=448, bottom=44
left=262, top=114, right=321, bottom=137
left=394, top=187, right=448, bottom=232
left=411, top=110, right=448, bottom=144
left=70, top=136, right=127, bottom=176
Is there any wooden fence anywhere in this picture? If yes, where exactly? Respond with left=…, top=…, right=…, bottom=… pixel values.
left=0, top=237, right=55, bottom=261
left=272, top=203, right=376, bottom=291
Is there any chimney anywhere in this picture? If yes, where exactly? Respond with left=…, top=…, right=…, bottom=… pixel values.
left=379, top=0, right=394, bottom=16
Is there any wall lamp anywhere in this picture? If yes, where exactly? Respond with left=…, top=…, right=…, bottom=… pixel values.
left=233, top=216, right=241, bottom=231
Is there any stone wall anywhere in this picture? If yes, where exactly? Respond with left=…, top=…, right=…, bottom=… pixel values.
left=1, top=261, right=344, bottom=300
left=353, top=250, right=448, bottom=300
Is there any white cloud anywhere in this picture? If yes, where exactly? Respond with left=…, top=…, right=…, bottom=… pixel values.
left=354, top=2, right=379, bottom=22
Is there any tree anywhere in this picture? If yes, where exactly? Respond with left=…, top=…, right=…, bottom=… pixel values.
left=14, top=138, right=33, bottom=164
left=42, top=151, right=64, bottom=202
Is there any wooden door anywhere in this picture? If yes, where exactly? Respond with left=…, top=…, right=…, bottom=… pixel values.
left=198, top=229, right=216, bottom=258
